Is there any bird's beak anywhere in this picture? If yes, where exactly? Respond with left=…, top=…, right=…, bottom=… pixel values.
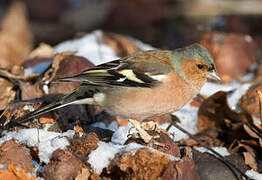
left=207, top=70, right=222, bottom=81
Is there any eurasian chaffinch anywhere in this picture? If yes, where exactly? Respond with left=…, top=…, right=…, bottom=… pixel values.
left=1, top=43, right=220, bottom=131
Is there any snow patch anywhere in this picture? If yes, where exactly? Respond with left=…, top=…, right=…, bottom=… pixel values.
left=55, top=30, right=157, bottom=66
left=55, top=30, right=118, bottom=65
left=88, top=141, right=179, bottom=174
left=91, top=121, right=119, bottom=132
left=88, top=142, right=144, bottom=174
left=159, top=104, right=198, bottom=141
left=0, top=129, right=75, bottom=163
left=24, top=61, right=52, bottom=76
left=196, top=147, right=230, bottom=157
left=200, top=81, right=250, bottom=109
left=246, top=170, right=262, bottom=180
left=111, top=123, right=135, bottom=145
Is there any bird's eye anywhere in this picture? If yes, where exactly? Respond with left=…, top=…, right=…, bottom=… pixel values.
left=197, top=64, right=204, bottom=70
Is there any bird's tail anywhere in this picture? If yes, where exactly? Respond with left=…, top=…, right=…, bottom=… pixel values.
left=0, top=86, right=95, bottom=134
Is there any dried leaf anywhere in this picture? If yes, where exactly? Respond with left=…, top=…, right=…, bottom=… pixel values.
left=0, top=78, right=15, bottom=110
left=68, top=133, right=99, bottom=158
left=44, top=149, right=83, bottom=180
left=198, top=91, right=248, bottom=132
left=75, top=168, right=90, bottom=180
left=48, top=53, right=94, bottom=94
left=39, top=113, right=56, bottom=124
left=243, top=152, right=258, bottom=171
left=28, top=43, right=54, bottom=59
left=74, top=125, right=84, bottom=133
left=102, top=33, right=141, bottom=57
left=20, top=52, right=94, bottom=100
left=243, top=124, right=260, bottom=139
left=0, top=1, right=33, bottom=68
left=103, top=148, right=171, bottom=179
left=161, top=157, right=200, bottom=180
left=193, top=151, right=248, bottom=180
left=0, top=164, right=36, bottom=180
left=178, top=128, right=223, bottom=147
left=0, top=139, right=34, bottom=173
left=239, top=83, right=262, bottom=120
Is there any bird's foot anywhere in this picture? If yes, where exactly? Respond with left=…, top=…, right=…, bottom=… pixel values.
left=128, top=119, right=170, bottom=144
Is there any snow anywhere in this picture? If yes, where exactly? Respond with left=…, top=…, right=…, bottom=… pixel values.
left=91, top=121, right=119, bottom=132
left=88, top=142, right=144, bottom=174
left=88, top=141, right=179, bottom=174
left=200, top=81, right=251, bottom=109
left=246, top=170, right=262, bottom=180
left=55, top=30, right=155, bottom=66
left=159, top=104, right=199, bottom=141
left=0, top=129, right=75, bottom=163
left=23, top=104, right=36, bottom=112
left=24, top=61, right=52, bottom=76
left=196, top=147, right=230, bottom=157
left=126, top=36, right=156, bottom=51
left=55, top=30, right=119, bottom=65
left=111, top=123, right=136, bottom=145
left=241, top=72, right=255, bottom=81
left=0, top=164, right=7, bottom=170
left=42, top=81, right=49, bottom=94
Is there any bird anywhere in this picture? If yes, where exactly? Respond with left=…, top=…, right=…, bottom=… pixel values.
left=0, top=43, right=221, bottom=135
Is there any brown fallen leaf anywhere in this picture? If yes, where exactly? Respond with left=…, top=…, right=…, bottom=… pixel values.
left=102, top=148, right=171, bottom=179
left=44, top=149, right=83, bottom=180
left=48, top=53, right=94, bottom=94
left=39, top=113, right=56, bottom=124
left=102, top=148, right=199, bottom=180
left=239, top=82, right=262, bottom=119
left=75, top=168, right=91, bottom=180
left=198, top=91, right=249, bottom=132
left=0, top=164, right=36, bottom=180
left=0, top=77, right=16, bottom=110
left=0, top=0, right=33, bottom=68
left=28, top=43, right=54, bottom=59
left=74, top=124, right=85, bottom=134
left=20, top=52, right=94, bottom=100
left=243, top=152, right=258, bottom=171
left=243, top=124, right=262, bottom=142
left=178, top=128, right=223, bottom=147
left=102, top=33, right=141, bottom=57
left=68, top=133, right=99, bottom=160
left=193, top=151, right=248, bottom=180
left=125, top=130, right=180, bottom=157
left=161, top=157, right=200, bottom=180
left=0, top=139, right=34, bottom=173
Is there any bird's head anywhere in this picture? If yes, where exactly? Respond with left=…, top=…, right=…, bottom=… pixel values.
left=171, top=43, right=221, bottom=87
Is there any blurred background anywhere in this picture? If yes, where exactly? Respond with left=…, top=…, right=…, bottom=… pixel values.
left=1, top=0, right=262, bottom=82
left=1, top=0, right=262, bottom=49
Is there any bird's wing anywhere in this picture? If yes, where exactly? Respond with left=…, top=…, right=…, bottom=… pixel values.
left=58, top=50, right=173, bottom=88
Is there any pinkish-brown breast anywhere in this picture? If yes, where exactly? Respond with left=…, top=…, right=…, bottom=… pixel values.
left=101, top=72, right=200, bottom=120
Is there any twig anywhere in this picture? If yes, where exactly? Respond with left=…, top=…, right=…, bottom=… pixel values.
left=167, top=122, right=251, bottom=180
left=256, top=90, right=262, bottom=124
left=245, top=121, right=262, bottom=139
left=0, top=68, right=39, bottom=81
